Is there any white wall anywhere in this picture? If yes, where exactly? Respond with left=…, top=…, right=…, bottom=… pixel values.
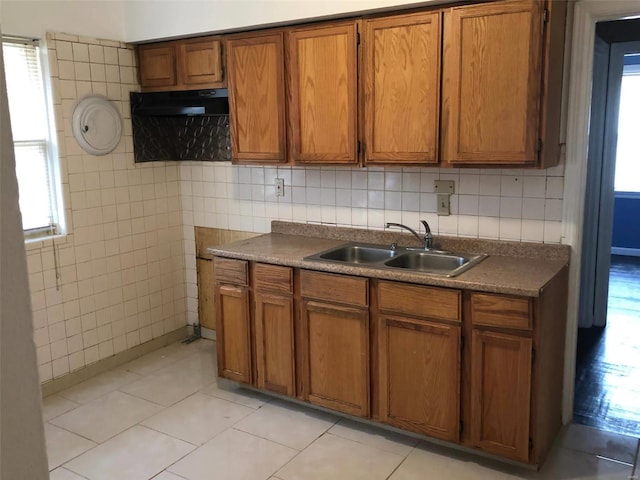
left=1, top=41, right=48, bottom=480
left=123, top=0, right=448, bottom=42
left=1, top=0, right=126, bottom=40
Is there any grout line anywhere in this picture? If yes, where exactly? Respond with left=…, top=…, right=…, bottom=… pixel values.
left=47, top=421, right=100, bottom=444
left=385, top=456, right=408, bottom=480
left=137, top=421, right=200, bottom=449
left=229, top=426, right=304, bottom=452
left=54, top=466, right=91, bottom=479
left=385, top=443, right=419, bottom=480
left=595, top=455, right=634, bottom=467
left=270, top=431, right=325, bottom=478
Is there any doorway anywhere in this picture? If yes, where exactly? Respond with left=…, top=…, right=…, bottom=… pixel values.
left=574, top=19, right=640, bottom=437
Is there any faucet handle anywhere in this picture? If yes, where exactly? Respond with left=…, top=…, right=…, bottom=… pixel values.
left=420, top=220, right=432, bottom=234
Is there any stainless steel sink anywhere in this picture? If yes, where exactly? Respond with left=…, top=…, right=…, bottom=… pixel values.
left=304, top=242, right=487, bottom=277
left=384, top=251, right=484, bottom=276
left=318, top=244, right=398, bottom=264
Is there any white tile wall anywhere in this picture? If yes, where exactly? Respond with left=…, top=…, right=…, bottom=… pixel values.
left=27, top=33, right=186, bottom=384
left=178, top=162, right=565, bottom=324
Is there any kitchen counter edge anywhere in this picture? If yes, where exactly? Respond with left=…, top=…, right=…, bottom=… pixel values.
left=207, top=233, right=568, bottom=298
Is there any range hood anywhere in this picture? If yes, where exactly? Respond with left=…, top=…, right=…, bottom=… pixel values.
left=130, top=88, right=231, bottom=163
left=130, top=88, right=229, bottom=117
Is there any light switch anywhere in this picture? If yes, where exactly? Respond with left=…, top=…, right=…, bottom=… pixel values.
left=437, top=194, right=450, bottom=216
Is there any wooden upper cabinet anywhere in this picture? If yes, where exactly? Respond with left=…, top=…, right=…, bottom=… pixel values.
left=178, top=37, right=224, bottom=86
left=471, top=329, right=532, bottom=462
left=286, top=22, right=359, bottom=164
left=138, top=36, right=225, bottom=91
left=227, top=32, right=286, bottom=164
left=363, top=12, right=442, bottom=165
left=138, top=44, right=176, bottom=89
left=441, top=0, right=546, bottom=166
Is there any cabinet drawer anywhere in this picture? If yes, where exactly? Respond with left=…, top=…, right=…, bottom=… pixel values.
left=379, top=281, right=461, bottom=322
left=471, top=293, right=532, bottom=330
left=254, top=264, right=293, bottom=294
left=300, top=270, right=368, bottom=307
left=213, top=257, right=248, bottom=286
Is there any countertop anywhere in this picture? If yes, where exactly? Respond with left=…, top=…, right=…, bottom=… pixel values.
left=207, top=225, right=570, bottom=297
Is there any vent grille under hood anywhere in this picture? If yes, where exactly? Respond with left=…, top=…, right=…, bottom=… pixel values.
left=130, top=89, right=230, bottom=162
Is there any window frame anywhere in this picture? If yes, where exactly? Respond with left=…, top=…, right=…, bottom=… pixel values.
left=2, top=35, right=65, bottom=240
left=613, top=57, right=640, bottom=195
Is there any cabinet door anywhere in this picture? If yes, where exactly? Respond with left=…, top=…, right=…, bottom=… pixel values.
left=301, top=300, right=369, bottom=416
left=138, top=44, right=177, bottom=89
left=178, top=37, right=224, bottom=87
left=227, top=33, right=286, bottom=163
left=441, top=0, right=544, bottom=165
left=215, top=283, right=252, bottom=384
left=287, top=22, right=358, bottom=164
left=363, top=12, right=441, bottom=165
left=379, top=315, right=460, bottom=441
left=471, top=329, right=532, bottom=462
left=197, top=258, right=215, bottom=330
left=254, top=293, right=295, bottom=396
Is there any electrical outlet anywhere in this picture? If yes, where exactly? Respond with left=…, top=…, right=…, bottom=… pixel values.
left=275, top=178, right=285, bottom=197
left=437, top=193, right=450, bottom=216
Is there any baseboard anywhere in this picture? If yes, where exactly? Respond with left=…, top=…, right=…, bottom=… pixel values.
left=611, top=247, right=640, bottom=257
left=41, top=326, right=189, bottom=398
left=201, top=327, right=216, bottom=341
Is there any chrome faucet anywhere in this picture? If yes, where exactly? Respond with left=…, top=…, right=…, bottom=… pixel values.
left=385, top=220, right=433, bottom=250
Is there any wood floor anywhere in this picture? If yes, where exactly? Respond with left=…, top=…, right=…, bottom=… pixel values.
left=574, top=255, right=640, bottom=437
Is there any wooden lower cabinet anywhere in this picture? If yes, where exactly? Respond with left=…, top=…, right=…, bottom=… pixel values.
left=379, top=314, right=460, bottom=441
left=300, top=299, right=370, bottom=417
left=254, top=292, right=295, bottom=396
left=470, top=329, right=533, bottom=462
left=211, top=256, right=567, bottom=466
left=215, top=283, right=252, bottom=384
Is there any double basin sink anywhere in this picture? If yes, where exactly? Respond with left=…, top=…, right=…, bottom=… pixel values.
left=304, top=243, right=487, bottom=277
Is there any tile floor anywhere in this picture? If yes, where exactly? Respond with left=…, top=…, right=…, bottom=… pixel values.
left=43, top=339, right=638, bottom=480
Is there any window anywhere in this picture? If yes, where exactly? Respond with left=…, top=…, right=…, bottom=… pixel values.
left=614, top=53, right=640, bottom=193
left=2, top=36, right=62, bottom=237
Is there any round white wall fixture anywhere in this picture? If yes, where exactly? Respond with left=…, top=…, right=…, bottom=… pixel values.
left=72, top=95, right=122, bottom=156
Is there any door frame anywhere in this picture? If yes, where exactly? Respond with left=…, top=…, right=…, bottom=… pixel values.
left=562, top=0, right=640, bottom=424
left=579, top=39, right=640, bottom=329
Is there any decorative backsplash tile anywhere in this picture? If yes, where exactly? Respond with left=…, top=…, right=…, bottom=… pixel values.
left=132, top=114, right=231, bottom=162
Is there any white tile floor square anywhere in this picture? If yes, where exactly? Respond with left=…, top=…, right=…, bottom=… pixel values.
left=43, top=339, right=637, bottom=480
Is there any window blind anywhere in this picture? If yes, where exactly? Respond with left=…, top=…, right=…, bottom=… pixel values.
left=2, top=38, right=57, bottom=233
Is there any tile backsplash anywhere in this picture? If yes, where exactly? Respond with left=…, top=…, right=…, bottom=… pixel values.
left=178, top=161, right=565, bottom=325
